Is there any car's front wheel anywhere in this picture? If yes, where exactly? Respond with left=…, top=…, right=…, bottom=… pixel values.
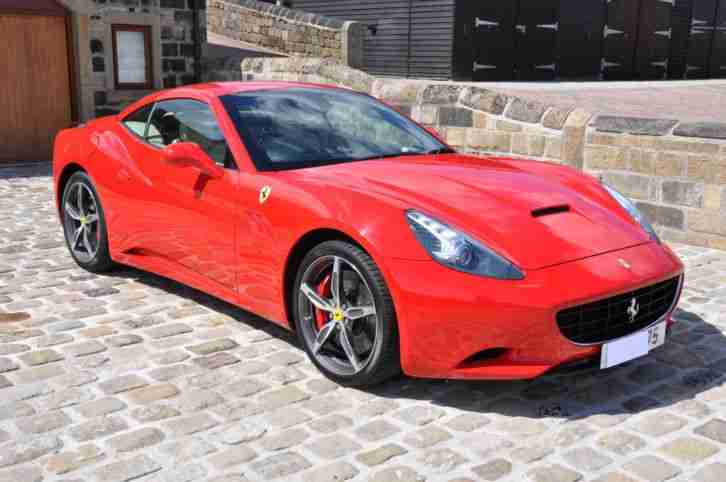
left=61, top=171, right=114, bottom=273
left=294, top=240, right=400, bottom=386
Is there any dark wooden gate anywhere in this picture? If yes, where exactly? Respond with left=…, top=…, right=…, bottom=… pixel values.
left=557, top=0, right=606, bottom=78
left=635, top=0, right=674, bottom=79
left=513, top=0, right=559, bottom=80
left=709, top=0, right=726, bottom=76
left=602, top=0, right=641, bottom=79
left=471, top=1, right=518, bottom=80
left=669, top=0, right=696, bottom=78
left=684, top=0, right=718, bottom=78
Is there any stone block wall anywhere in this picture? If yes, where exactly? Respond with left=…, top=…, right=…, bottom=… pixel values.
left=206, top=0, right=363, bottom=71
left=240, top=57, right=726, bottom=250
left=584, top=119, right=726, bottom=250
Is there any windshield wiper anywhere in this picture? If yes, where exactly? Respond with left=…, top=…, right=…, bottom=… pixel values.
left=423, top=147, right=456, bottom=155
left=354, top=148, right=456, bottom=162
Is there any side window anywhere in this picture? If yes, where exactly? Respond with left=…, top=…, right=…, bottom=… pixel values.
left=146, top=99, right=232, bottom=168
left=121, top=104, right=153, bottom=139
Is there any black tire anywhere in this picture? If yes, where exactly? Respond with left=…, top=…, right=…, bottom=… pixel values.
left=293, top=240, right=401, bottom=387
left=61, top=171, right=114, bottom=273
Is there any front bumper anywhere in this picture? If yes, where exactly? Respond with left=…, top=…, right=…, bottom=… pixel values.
left=385, top=242, right=684, bottom=380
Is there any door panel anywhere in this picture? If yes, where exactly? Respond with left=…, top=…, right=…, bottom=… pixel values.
left=687, top=0, right=718, bottom=78
left=514, top=0, right=559, bottom=80
left=558, top=0, right=606, bottom=79
left=0, top=14, right=71, bottom=162
left=603, top=0, right=641, bottom=79
left=635, top=0, right=673, bottom=79
left=669, top=0, right=696, bottom=78
left=120, top=99, right=239, bottom=290
left=710, top=0, right=726, bottom=77
left=471, top=1, right=518, bottom=80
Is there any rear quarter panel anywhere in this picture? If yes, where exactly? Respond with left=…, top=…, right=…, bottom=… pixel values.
left=53, top=116, right=134, bottom=255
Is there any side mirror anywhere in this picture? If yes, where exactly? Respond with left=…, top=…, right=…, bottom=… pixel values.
left=425, top=126, right=444, bottom=142
left=163, top=142, right=224, bottom=179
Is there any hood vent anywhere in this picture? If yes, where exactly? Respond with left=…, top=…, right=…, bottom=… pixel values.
left=531, top=204, right=570, bottom=218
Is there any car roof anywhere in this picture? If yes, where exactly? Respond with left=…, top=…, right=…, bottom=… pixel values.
left=118, top=81, right=351, bottom=118
left=165, top=81, right=356, bottom=102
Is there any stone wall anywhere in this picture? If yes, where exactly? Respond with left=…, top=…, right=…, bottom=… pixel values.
left=240, top=57, right=726, bottom=250
left=585, top=118, right=726, bottom=249
left=206, top=0, right=363, bottom=69
left=88, top=0, right=205, bottom=118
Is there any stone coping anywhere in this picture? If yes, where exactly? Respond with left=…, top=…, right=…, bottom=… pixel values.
left=216, top=0, right=346, bottom=30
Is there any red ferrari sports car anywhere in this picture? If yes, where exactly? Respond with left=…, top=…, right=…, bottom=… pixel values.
left=53, top=81, right=684, bottom=386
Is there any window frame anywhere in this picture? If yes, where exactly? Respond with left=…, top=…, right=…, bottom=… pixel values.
left=219, top=88, right=449, bottom=172
left=111, top=24, right=153, bottom=90
left=119, top=98, right=238, bottom=170
left=120, top=104, right=155, bottom=141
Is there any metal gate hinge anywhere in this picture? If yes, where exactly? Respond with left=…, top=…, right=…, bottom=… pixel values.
left=473, top=62, right=496, bottom=71
left=536, top=22, right=559, bottom=31
left=601, top=58, right=622, bottom=69
left=604, top=25, right=624, bottom=37
left=475, top=17, right=499, bottom=28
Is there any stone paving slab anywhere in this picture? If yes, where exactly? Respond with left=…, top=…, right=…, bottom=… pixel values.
left=1, top=165, right=726, bottom=481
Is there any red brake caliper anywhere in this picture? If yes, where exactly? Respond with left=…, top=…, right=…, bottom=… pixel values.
left=315, top=274, right=332, bottom=330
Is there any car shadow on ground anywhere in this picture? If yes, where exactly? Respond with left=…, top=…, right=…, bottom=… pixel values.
left=114, top=266, right=298, bottom=344
left=369, top=308, right=726, bottom=422
left=118, top=263, right=726, bottom=422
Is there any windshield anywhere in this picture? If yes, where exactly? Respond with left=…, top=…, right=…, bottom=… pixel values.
left=220, top=87, right=451, bottom=171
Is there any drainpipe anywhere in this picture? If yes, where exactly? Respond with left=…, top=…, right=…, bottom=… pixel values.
left=192, top=0, right=203, bottom=83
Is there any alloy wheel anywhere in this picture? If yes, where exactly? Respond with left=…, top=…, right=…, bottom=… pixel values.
left=63, top=182, right=100, bottom=263
left=298, top=255, right=379, bottom=376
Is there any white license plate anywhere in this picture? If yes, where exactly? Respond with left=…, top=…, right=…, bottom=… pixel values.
left=600, top=322, right=667, bottom=369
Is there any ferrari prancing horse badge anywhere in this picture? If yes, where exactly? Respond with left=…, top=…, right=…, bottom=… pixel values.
left=259, top=185, right=272, bottom=204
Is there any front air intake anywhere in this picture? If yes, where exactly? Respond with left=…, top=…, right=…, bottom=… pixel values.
left=556, top=276, right=681, bottom=344
left=458, top=348, right=508, bottom=367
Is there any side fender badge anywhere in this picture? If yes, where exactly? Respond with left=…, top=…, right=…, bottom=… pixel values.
left=259, top=185, right=272, bottom=204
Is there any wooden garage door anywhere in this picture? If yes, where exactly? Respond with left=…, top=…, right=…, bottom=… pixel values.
left=0, top=13, right=72, bottom=162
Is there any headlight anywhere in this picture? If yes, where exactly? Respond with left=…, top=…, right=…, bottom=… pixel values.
left=405, top=210, right=524, bottom=280
left=603, top=184, right=660, bottom=243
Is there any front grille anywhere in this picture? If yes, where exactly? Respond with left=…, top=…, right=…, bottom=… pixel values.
left=556, top=276, right=680, bottom=344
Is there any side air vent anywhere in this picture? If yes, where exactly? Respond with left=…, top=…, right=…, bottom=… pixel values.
left=532, top=205, right=570, bottom=218
left=458, top=348, right=508, bottom=367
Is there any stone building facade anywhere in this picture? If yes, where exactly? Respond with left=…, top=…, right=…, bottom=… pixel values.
left=71, top=0, right=207, bottom=118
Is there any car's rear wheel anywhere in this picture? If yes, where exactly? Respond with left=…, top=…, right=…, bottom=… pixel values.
left=61, top=172, right=114, bottom=273
left=294, top=240, right=400, bottom=386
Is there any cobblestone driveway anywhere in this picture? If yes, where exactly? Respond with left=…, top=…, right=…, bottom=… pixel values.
left=1, top=165, right=726, bottom=482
